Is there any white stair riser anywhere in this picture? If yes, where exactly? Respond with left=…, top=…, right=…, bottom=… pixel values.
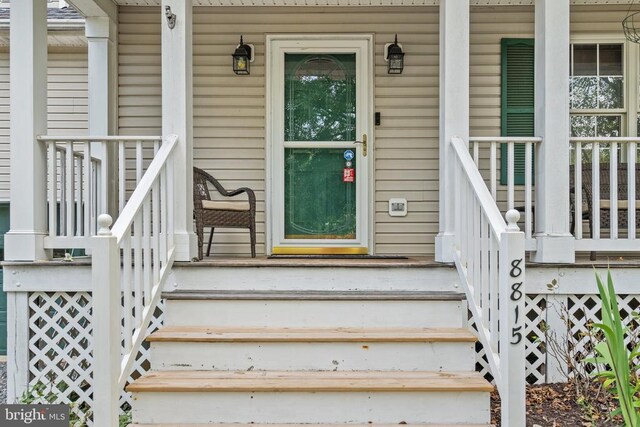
left=169, top=267, right=459, bottom=292
left=150, top=341, right=476, bottom=372
left=131, top=391, right=490, bottom=425
left=164, top=300, right=465, bottom=328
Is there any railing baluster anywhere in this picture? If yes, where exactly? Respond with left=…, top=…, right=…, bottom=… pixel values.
left=76, top=156, right=83, bottom=236
left=60, top=148, right=67, bottom=236
left=473, top=197, right=481, bottom=305
left=610, top=143, right=618, bottom=239
left=490, top=142, right=497, bottom=200
left=489, top=230, right=498, bottom=353
left=48, top=143, right=57, bottom=237
left=629, top=142, right=636, bottom=240
left=473, top=141, right=479, bottom=166
left=143, top=195, right=152, bottom=305
left=123, top=232, right=133, bottom=354
left=136, top=140, right=143, bottom=184
left=480, top=213, right=489, bottom=327
left=575, top=142, right=583, bottom=239
left=160, top=164, right=168, bottom=269
left=119, top=142, right=126, bottom=214
left=593, top=142, right=600, bottom=239
left=524, top=141, right=533, bottom=239
left=66, top=142, right=75, bottom=237
left=133, top=211, right=143, bottom=327
left=84, top=142, right=92, bottom=237
left=507, top=141, right=515, bottom=211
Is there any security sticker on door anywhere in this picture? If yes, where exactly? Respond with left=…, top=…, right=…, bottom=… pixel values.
left=343, top=150, right=355, bottom=161
left=343, top=168, right=355, bottom=183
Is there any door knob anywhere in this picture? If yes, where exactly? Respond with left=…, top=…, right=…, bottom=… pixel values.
left=353, top=134, right=367, bottom=157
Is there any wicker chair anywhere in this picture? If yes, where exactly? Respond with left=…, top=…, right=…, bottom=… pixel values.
left=193, top=167, right=256, bottom=259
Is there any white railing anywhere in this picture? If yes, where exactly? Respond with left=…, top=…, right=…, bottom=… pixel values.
left=91, top=134, right=177, bottom=427
left=469, top=137, right=541, bottom=249
left=451, top=136, right=526, bottom=427
left=38, top=136, right=164, bottom=250
left=570, top=137, right=640, bottom=252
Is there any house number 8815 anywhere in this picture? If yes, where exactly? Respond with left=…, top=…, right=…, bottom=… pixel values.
left=509, top=258, right=524, bottom=345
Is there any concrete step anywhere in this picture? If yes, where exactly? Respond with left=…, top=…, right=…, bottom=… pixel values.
left=148, top=326, right=477, bottom=371
left=162, top=291, right=466, bottom=328
left=127, top=371, right=493, bottom=425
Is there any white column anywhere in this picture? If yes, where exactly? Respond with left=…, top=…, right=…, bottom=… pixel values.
left=532, top=0, right=575, bottom=263
left=86, top=17, right=118, bottom=217
left=162, top=0, right=196, bottom=261
left=5, top=0, right=49, bottom=261
left=436, top=0, right=469, bottom=263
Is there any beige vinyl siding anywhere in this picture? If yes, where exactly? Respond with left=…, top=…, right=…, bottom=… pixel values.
left=0, top=49, right=88, bottom=202
left=119, top=6, right=439, bottom=256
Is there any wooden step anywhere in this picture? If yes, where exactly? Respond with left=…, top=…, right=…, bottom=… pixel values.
left=162, top=290, right=465, bottom=301
left=147, top=326, right=477, bottom=343
left=148, top=326, right=477, bottom=372
left=126, top=370, right=493, bottom=393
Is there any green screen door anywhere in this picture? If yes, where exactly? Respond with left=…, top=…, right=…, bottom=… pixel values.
left=284, top=53, right=357, bottom=241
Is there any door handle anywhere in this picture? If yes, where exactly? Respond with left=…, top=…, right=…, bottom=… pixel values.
left=353, top=134, right=367, bottom=157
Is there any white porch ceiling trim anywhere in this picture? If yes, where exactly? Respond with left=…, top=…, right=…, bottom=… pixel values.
left=114, top=0, right=635, bottom=6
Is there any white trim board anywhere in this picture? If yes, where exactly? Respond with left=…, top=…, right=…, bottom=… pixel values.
left=266, top=34, right=374, bottom=254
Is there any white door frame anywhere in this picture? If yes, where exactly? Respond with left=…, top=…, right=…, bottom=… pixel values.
left=265, top=34, right=374, bottom=255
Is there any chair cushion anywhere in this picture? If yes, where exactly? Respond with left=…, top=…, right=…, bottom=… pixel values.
left=600, top=200, right=640, bottom=210
left=202, top=199, right=250, bottom=212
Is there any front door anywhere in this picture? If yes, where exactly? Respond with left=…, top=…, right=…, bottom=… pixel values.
left=268, top=35, right=373, bottom=255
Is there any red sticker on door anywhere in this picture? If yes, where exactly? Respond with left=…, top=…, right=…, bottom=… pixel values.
left=343, top=168, right=355, bottom=183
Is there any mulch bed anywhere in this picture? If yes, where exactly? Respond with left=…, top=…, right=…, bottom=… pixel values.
left=491, top=382, right=621, bottom=426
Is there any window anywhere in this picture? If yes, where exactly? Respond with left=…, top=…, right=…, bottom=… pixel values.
left=570, top=43, right=624, bottom=137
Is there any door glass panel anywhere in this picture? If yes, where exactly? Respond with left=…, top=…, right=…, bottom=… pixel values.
left=284, top=54, right=356, bottom=142
left=284, top=148, right=356, bottom=239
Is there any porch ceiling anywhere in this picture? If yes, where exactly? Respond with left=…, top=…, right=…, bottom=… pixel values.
left=113, top=0, right=633, bottom=6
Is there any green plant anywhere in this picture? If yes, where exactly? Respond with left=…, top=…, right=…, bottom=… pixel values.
left=588, top=270, right=640, bottom=426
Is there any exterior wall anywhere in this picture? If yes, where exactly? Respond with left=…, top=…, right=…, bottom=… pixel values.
left=0, top=48, right=88, bottom=202
left=118, top=4, right=633, bottom=257
left=118, top=6, right=439, bottom=257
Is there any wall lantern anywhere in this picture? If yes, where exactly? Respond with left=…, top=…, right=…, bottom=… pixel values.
left=232, top=36, right=254, bottom=75
left=385, top=34, right=405, bottom=74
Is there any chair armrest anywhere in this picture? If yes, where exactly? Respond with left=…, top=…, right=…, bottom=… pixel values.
left=226, top=187, right=256, bottom=211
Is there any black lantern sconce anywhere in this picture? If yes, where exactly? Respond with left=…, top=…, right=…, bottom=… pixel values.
left=232, top=36, right=254, bottom=75
left=385, top=34, right=405, bottom=74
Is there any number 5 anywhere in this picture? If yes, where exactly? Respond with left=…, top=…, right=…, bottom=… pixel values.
left=511, top=326, right=523, bottom=345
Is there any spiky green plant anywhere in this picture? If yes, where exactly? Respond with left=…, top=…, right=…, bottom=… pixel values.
left=588, top=270, right=640, bottom=426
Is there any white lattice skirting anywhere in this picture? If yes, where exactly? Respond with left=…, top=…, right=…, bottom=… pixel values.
left=22, top=291, right=640, bottom=422
left=472, top=293, right=640, bottom=385
left=27, top=292, right=165, bottom=424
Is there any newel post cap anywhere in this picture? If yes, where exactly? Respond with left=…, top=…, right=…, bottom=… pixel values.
left=97, top=214, right=113, bottom=236
left=505, top=209, right=521, bottom=231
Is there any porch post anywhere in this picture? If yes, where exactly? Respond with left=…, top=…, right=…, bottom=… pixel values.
left=435, top=0, right=469, bottom=263
left=86, top=17, right=119, bottom=218
left=532, top=0, right=575, bottom=263
left=4, top=0, right=49, bottom=261
left=162, top=0, right=197, bottom=261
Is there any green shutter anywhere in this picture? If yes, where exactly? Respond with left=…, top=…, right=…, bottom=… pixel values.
left=501, top=38, right=535, bottom=185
